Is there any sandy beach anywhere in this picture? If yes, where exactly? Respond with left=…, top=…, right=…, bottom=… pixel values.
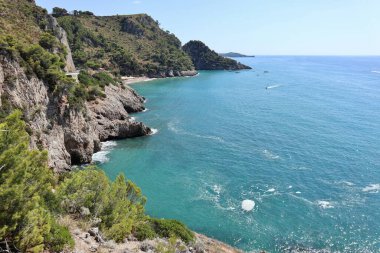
left=121, top=76, right=156, bottom=85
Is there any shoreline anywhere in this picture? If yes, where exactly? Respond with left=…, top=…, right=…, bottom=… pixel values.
left=121, top=76, right=157, bottom=85
left=121, top=71, right=199, bottom=86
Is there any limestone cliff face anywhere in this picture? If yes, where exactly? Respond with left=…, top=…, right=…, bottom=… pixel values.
left=0, top=54, right=150, bottom=172
left=46, top=15, right=76, bottom=73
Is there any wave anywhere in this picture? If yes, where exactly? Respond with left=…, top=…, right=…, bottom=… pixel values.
left=167, top=120, right=224, bottom=142
left=129, top=116, right=136, bottom=122
left=92, top=141, right=117, bottom=163
left=266, top=84, right=282, bottom=89
left=316, top=200, right=334, bottom=209
left=194, top=182, right=237, bottom=212
left=262, top=149, right=280, bottom=160
left=149, top=128, right=158, bottom=135
left=362, top=183, right=380, bottom=193
left=371, top=70, right=380, bottom=74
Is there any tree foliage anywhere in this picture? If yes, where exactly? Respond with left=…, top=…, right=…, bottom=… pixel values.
left=0, top=111, right=74, bottom=252
left=52, top=7, right=69, bottom=18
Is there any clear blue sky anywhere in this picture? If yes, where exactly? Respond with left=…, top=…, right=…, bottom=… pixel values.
left=36, top=0, right=380, bottom=56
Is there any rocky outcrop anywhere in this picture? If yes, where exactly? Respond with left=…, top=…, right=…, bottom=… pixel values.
left=0, top=54, right=150, bottom=172
left=147, top=70, right=198, bottom=78
left=64, top=216, right=243, bottom=253
left=46, top=15, right=76, bottom=73
left=183, top=40, right=252, bottom=71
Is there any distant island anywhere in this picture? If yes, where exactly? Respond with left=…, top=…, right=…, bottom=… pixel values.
left=220, top=52, right=255, bottom=58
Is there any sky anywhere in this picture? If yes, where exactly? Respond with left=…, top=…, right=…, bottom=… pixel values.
left=36, top=0, right=380, bottom=56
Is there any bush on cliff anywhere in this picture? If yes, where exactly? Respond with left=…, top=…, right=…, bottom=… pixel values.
left=57, top=168, right=147, bottom=242
left=0, top=111, right=74, bottom=252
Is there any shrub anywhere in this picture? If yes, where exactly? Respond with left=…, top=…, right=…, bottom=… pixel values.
left=46, top=221, right=74, bottom=252
left=134, top=222, right=157, bottom=241
left=0, top=111, right=74, bottom=252
left=150, top=218, right=194, bottom=243
left=39, top=32, right=59, bottom=51
left=57, top=167, right=109, bottom=215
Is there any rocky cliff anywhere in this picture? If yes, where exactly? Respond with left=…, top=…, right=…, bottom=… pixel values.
left=0, top=52, right=151, bottom=172
left=46, top=15, right=76, bottom=72
left=183, top=41, right=252, bottom=70
left=0, top=0, right=156, bottom=172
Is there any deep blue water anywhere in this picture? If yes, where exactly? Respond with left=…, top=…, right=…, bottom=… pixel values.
left=96, top=57, right=380, bottom=252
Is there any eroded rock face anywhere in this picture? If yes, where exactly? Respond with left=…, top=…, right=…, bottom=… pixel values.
left=46, top=15, right=76, bottom=73
left=0, top=54, right=150, bottom=172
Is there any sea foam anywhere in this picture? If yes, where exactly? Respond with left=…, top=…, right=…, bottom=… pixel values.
left=362, top=184, right=380, bottom=193
left=241, top=199, right=255, bottom=211
left=266, top=84, right=282, bottom=89
left=263, top=149, right=280, bottom=160
left=149, top=128, right=159, bottom=135
left=167, top=120, right=224, bottom=142
left=317, top=200, right=334, bottom=209
left=92, top=141, right=117, bottom=163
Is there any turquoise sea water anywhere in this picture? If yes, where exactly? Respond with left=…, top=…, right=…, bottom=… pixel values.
left=96, top=57, right=380, bottom=252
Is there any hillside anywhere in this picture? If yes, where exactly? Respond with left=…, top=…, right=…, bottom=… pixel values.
left=183, top=40, right=252, bottom=70
left=0, top=0, right=48, bottom=43
left=57, top=13, right=197, bottom=77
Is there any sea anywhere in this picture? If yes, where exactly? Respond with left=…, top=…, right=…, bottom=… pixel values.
left=94, top=56, right=380, bottom=253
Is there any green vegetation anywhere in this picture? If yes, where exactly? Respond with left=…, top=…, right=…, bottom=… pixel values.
left=183, top=40, right=252, bottom=70
left=134, top=218, right=194, bottom=243
left=0, top=111, right=194, bottom=251
left=57, top=13, right=194, bottom=77
left=0, top=34, right=119, bottom=109
left=0, top=111, right=74, bottom=252
left=0, top=0, right=49, bottom=44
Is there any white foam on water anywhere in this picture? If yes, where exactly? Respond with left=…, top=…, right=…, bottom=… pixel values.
left=362, top=184, right=380, bottom=193
left=288, top=185, right=293, bottom=189
left=149, top=128, right=158, bottom=135
left=317, top=200, right=334, bottom=209
left=288, top=193, right=314, bottom=205
left=266, top=84, right=282, bottom=89
left=101, top=141, right=117, bottom=149
left=92, top=141, right=117, bottom=163
left=195, top=183, right=237, bottom=212
left=267, top=188, right=276, bottom=193
left=263, top=149, right=280, bottom=160
left=129, top=117, right=136, bottom=122
left=167, top=120, right=180, bottom=133
left=342, top=181, right=355, bottom=186
left=167, top=120, right=224, bottom=142
left=212, top=184, right=222, bottom=195
left=371, top=70, right=380, bottom=74
left=241, top=199, right=255, bottom=212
